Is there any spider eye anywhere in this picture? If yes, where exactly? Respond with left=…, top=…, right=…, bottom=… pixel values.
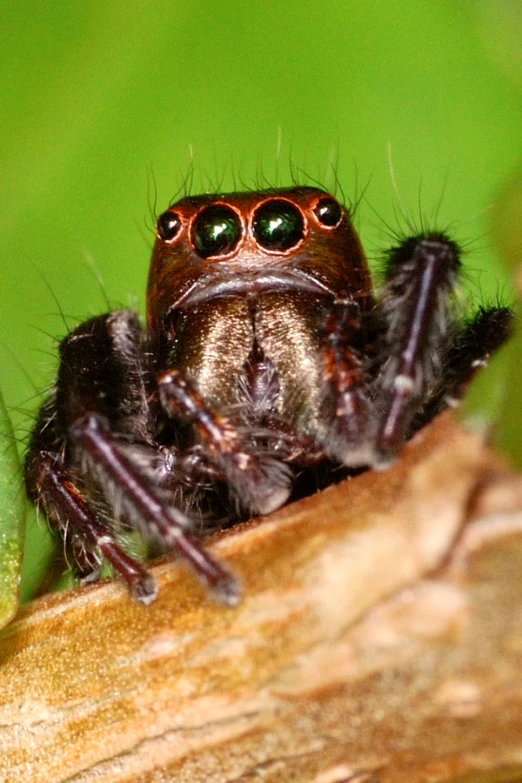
left=156, top=211, right=182, bottom=242
left=252, top=200, right=305, bottom=251
left=191, top=205, right=242, bottom=258
left=313, top=197, right=342, bottom=228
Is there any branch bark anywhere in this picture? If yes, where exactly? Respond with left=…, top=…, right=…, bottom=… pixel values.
left=1, top=413, right=522, bottom=783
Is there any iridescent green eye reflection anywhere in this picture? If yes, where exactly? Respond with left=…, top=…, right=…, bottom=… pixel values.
left=191, top=205, right=242, bottom=258
left=252, top=200, right=305, bottom=251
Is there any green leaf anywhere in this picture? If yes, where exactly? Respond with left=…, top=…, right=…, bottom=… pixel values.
left=459, top=167, right=522, bottom=469
left=489, top=169, right=522, bottom=469
left=0, top=388, right=25, bottom=628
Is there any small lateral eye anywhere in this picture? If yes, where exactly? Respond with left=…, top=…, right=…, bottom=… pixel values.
left=156, top=211, right=182, bottom=242
left=252, top=199, right=305, bottom=251
left=313, top=197, right=342, bottom=228
left=191, top=205, right=242, bottom=258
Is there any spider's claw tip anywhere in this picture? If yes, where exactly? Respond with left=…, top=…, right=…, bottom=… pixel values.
left=212, top=572, right=242, bottom=607
left=131, top=573, right=159, bottom=606
left=371, top=448, right=397, bottom=472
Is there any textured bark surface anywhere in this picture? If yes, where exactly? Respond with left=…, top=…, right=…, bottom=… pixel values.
left=1, top=413, right=522, bottom=783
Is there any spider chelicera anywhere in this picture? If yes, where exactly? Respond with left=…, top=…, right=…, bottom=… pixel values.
left=25, top=186, right=511, bottom=606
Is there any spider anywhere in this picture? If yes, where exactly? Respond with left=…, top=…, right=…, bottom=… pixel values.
left=25, top=186, right=511, bottom=606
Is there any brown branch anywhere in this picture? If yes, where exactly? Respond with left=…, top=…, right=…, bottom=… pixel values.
left=1, top=413, right=522, bottom=783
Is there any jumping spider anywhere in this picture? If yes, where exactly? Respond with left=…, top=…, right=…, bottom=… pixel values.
left=25, top=186, right=511, bottom=605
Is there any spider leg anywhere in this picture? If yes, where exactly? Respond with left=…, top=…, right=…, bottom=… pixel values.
left=25, top=310, right=239, bottom=605
left=371, top=233, right=462, bottom=468
left=432, top=305, right=513, bottom=412
left=319, top=298, right=375, bottom=467
left=157, top=370, right=292, bottom=515
left=26, top=450, right=158, bottom=603
left=70, top=413, right=239, bottom=605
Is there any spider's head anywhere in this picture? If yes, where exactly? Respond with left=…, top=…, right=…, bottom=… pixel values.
left=146, top=187, right=373, bottom=343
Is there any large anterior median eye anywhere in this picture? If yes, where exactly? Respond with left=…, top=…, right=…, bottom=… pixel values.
left=252, top=199, right=305, bottom=251
left=191, top=205, right=242, bottom=258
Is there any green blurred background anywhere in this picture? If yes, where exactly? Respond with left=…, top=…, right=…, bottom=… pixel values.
left=1, top=0, right=521, bottom=597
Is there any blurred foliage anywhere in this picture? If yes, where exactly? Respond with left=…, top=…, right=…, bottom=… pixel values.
left=460, top=0, right=522, bottom=468
left=482, top=169, right=522, bottom=469
left=0, top=388, right=24, bottom=627
left=1, top=0, right=521, bottom=601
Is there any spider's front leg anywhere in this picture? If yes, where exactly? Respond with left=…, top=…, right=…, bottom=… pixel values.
left=157, top=369, right=292, bottom=515
left=319, top=297, right=376, bottom=468
left=370, top=234, right=463, bottom=467
left=370, top=234, right=512, bottom=467
left=318, top=233, right=511, bottom=473
left=26, top=446, right=157, bottom=603
left=25, top=310, right=239, bottom=605
left=69, top=411, right=239, bottom=603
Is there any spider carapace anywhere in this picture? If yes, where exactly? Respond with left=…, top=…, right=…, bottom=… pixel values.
left=25, top=186, right=511, bottom=605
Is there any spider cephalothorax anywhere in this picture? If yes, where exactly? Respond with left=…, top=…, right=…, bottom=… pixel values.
left=25, top=186, right=511, bottom=605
